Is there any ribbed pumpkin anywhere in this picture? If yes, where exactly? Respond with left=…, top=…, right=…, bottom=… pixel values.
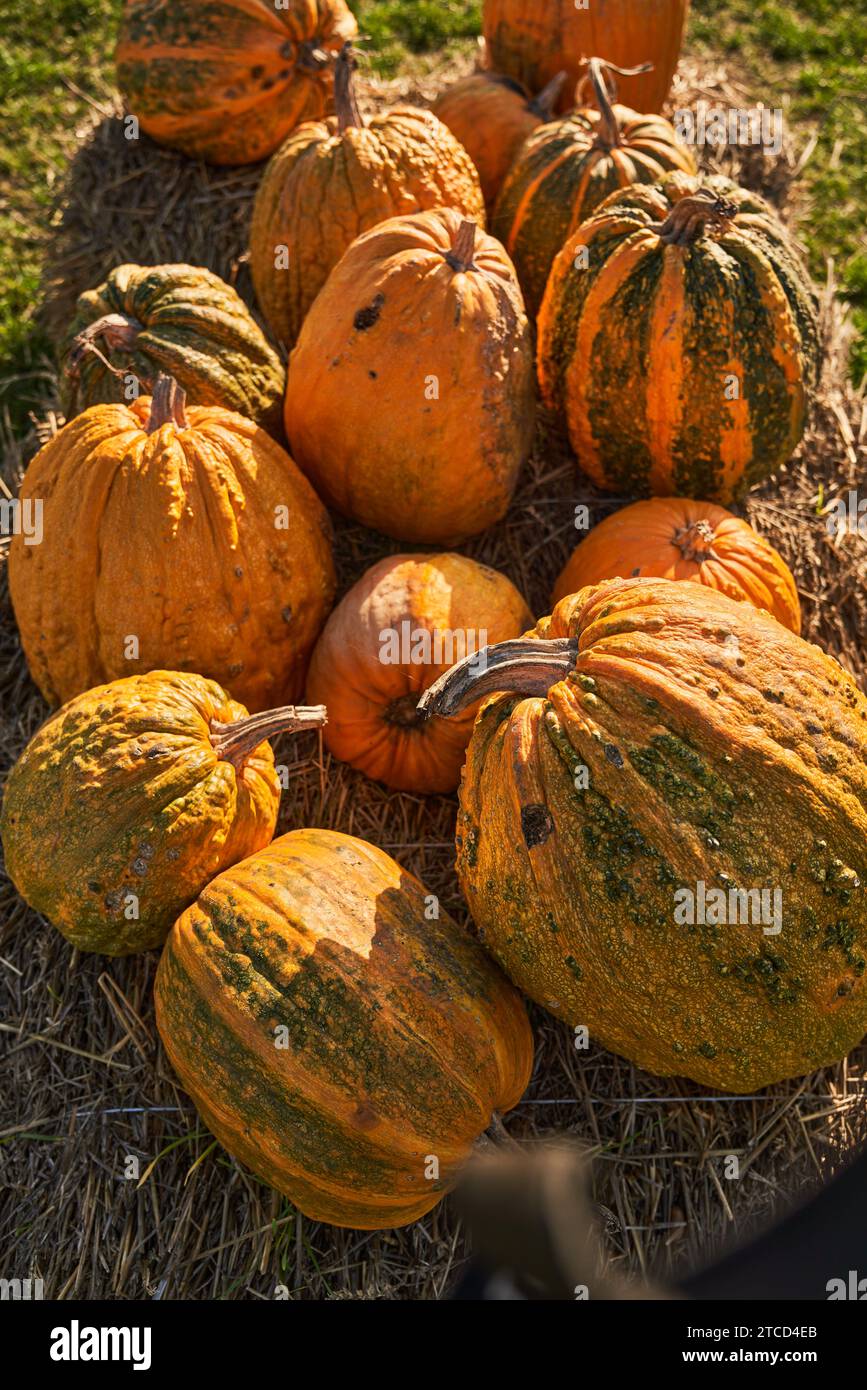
left=116, top=0, right=357, bottom=165
left=9, top=377, right=336, bottom=712
left=306, top=553, right=533, bottom=794
left=251, top=45, right=486, bottom=349
left=419, top=578, right=867, bottom=1093
left=538, top=174, right=820, bottom=503
left=284, top=209, right=535, bottom=544
left=431, top=69, right=566, bottom=212
left=154, top=828, right=534, bottom=1228
left=483, top=0, right=689, bottom=114
left=553, top=499, right=801, bottom=634
left=61, top=264, right=285, bottom=436
left=0, top=672, right=325, bottom=955
left=492, top=58, right=696, bottom=317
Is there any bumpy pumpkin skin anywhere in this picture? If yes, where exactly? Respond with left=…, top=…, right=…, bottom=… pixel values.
left=61, top=264, right=285, bottom=436
left=116, top=0, right=357, bottom=165
left=538, top=174, right=820, bottom=503
left=483, top=0, right=690, bottom=114
left=154, top=828, right=534, bottom=1228
left=493, top=104, right=695, bottom=317
left=251, top=97, right=486, bottom=349
left=284, top=208, right=535, bottom=544
left=0, top=672, right=287, bottom=955
left=306, top=553, right=533, bottom=793
left=553, top=498, right=801, bottom=634
left=431, top=70, right=563, bottom=213
left=451, top=578, right=867, bottom=1092
left=8, top=393, right=336, bottom=712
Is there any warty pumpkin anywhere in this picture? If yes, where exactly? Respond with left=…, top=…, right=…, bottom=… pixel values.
left=431, top=68, right=567, bottom=213
left=62, top=263, right=285, bottom=436
left=553, top=498, right=801, bottom=634
left=306, top=553, right=533, bottom=794
left=0, top=672, right=325, bottom=955
left=154, top=828, right=534, bottom=1228
left=537, top=174, right=820, bottom=503
left=419, top=577, right=867, bottom=1093
left=9, top=376, right=336, bottom=712
left=492, top=58, right=696, bottom=317
left=251, top=44, right=486, bottom=349
left=115, top=0, right=357, bottom=165
left=483, top=0, right=690, bottom=115
left=284, top=208, right=535, bottom=544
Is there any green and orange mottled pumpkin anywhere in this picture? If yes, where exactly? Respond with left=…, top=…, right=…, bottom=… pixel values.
left=116, top=0, right=357, bottom=165
left=483, top=0, right=690, bottom=115
left=492, top=58, right=695, bottom=317
left=553, top=498, right=801, bottom=634
left=250, top=44, right=486, bottom=350
left=538, top=174, right=820, bottom=502
left=431, top=68, right=567, bottom=213
left=0, top=671, right=325, bottom=955
left=9, top=376, right=336, bottom=712
left=154, top=828, right=534, bottom=1228
left=419, top=577, right=867, bottom=1092
left=61, top=263, right=285, bottom=436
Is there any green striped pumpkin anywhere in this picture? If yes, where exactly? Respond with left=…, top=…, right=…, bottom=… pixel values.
left=61, top=264, right=286, bottom=437
left=492, top=60, right=695, bottom=318
left=537, top=174, right=820, bottom=503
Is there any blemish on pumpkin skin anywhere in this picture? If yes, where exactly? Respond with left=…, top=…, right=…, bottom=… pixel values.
left=521, top=803, right=554, bottom=848
left=353, top=293, right=385, bottom=332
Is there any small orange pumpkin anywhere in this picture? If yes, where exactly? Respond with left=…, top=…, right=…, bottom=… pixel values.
left=306, top=553, right=533, bottom=793
left=553, top=499, right=801, bottom=634
left=431, top=68, right=567, bottom=212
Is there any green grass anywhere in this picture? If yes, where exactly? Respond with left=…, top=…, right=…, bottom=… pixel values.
left=1, top=0, right=864, bottom=436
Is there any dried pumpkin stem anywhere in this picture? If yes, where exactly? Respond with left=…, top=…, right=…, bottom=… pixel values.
left=674, top=519, right=719, bottom=563
left=146, top=373, right=189, bottom=432
left=445, top=220, right=478, bottom=272
left=334, top=42, right=365, bottom=132
left=210, top=704, right=327, bottom=768
left=417, top=637, right=580, bottom=720
left=654, top=191, right=739, bottom=246
left=528, top=70, right=568, bottom=121
left=579, top=56, right=652, bottom=148
left=66, top=312, right=142, bottom=378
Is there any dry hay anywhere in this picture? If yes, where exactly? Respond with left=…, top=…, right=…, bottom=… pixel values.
left=2, top=51, right=867, bottom=1301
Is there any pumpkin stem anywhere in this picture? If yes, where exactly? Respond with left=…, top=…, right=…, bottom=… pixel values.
left=654, top=190, right=739, bottom=246
left=383, top=692, right=425, bottom=729
left=66, top=312, right=143, bottom=379
left=673, top=519, right=719, bottom=563
left=334, top=42, right=365, bottom=132
left=146, top=373, right=189, bottom=433
left=445, top=219, right=478, bottom=272
left=210, top=704, right=327, bottom=768
left=528, top=70, right=568, bottom=121
left=417, top=637, right=580, bottom=720
left=578, top=56, right=653, bottom=148
left=295, top=40, right=332, bottom=74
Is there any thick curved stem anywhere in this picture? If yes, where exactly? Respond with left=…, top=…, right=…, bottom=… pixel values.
left=334, top=41, right=364, bottom=132
left=444, top=219, right=478, bottom=272
left=528, top=70, right=568, bottom=120
left=146, top=374, right=188, bottom=433
left=416, top=637, right=580, bottom=720
left=66, top=312, right=142, bottom=378
left=653, top=191, right=739, bottom=246
left=210, top=704, right=327, bottom=768
left=577, top=57, right=654, bottom=147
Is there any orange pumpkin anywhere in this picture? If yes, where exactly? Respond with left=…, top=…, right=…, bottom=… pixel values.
left=9, top=377, right=336, bottom=712
left=483, top=0, right=690, bottom=114
left=284, top=209, right=535, bottom=544
left=116, top=0, right=357, bottom=165
left=553, top=499, right=801, bottom=634
left=251, top=44, right=486, bottom=349
left=306, top=553, right=533, bottom=793
left=431, top=69, right=567, bottom=212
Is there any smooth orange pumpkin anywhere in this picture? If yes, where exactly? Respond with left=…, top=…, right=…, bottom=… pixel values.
left=250, top=44, right=486, bottom=349
left=9, top=376, right=336, bottom=712
left=553, top=499, right=801, bottom=633
left=116, top=0, right=357, bottom=165
left=155, top=828, right=534, bottom=1228
left=483, top=0, right=690, bottom=114
left=284, top=208, right=535, bottom=544
left=306, top=553, right=533, bottom=793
